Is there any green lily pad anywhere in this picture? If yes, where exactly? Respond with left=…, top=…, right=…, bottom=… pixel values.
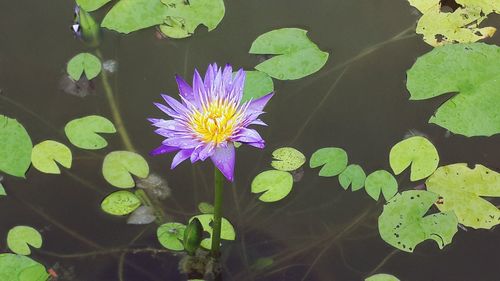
left=365, top=273, right=400, bottom=281
left=102, top=151, right=149, bottom=188
left=365, top=170, right=398, bottom=201
left=389, top=136, right=439, bottom=181
left=157, top=222, right=186, bottom=251
left=0, top=115, right=32, bottom=178
left=426, top=163, right=500, bottom=229
left=76, top=0, right=111, bottom=12
left=101, top=190, right=141, bottom=216
left=190, top=214, right=235, bottom=250
left=309, top=147, right=348, bottom=177
left=7, top=226, right=43, bottom=256
left=241, top=71, right=274, bottom=102
left=19, top=264, right=49, bottom=281
left=406, top=43, right=500, bottom=137
left=65, top=115, right=116, bottom=150
left=0, top=254, right=47, bottom=281
left=271, top=147, right=306, bottom=172
left=0, top=183, right=6, bottom=196
left=249, top=28, right=329, bottom=80
left=251, top=170, right=294, bottom=202
left=102, top=0, right=168, bottom=34
left=159, top=0, right=225, bottom=38
left=66, top=53, right=102, bottom=81
left=198, top=202, right=214, bottom=214
left=378, top=190, right=458, bottom=252
left=338, top=164, right=366, bottom=191
left=31, top=140, right=72, bottom=174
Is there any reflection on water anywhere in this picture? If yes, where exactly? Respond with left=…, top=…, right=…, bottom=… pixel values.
left=0, top=0, right=499, bottom=280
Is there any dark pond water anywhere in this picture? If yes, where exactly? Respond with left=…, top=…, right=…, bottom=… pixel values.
left=1, top=0, right=499, bottom=280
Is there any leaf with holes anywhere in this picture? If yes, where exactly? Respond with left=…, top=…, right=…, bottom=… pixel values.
left=157, top=222, right=186, bottom=251
left=271, top=147, right=306, bottom=172
left=241, top=71, right=274, bottom=102
left=159, top=0, right=225, bottom=38
left=310, top=147, right=348, bottom=177
left=102, top=151, right=149, bottom=188
left=389, top=136, right=439, bottom=181
left=338, top=164, right=366, bottom=191
left=365, top=273, right=400, bottom=281
left=378, top=190, right=458, bottom=252
left=365, top=170, right=398, bottom=201
left=31, top=140, right=72, bottom=174
left=0, top=115, right=32, bottom=178
left=101, top=191, right=141, bottom=216
left=7, top=226, right=42, bottom=256
left=407, top=43, right=500, bottom=137
left=102, top=0, right=168, bottom=33
left=249, top=28, right=329, bottom=80
left=251, top=170, right=293, bottom=202
left=426, top=163, right=500, bottom=229
left=65, top=115, right=116, bottom=150
left=67, top=53, right=102, bottom=81
left=190, top=214, right=235, bottom=250
left=0, top=254, right=47, bottom=281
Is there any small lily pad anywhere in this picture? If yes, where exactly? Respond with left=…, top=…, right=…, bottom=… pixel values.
left=389, top=136, right=439, bottom=181
left=198, top=202, right=214, bottom=214
left=365, top=273, right=400, bottom=281
left=7, top=226, right=43, bottom=256
left=251, top=170, right=294, bottom=202
left=102, top=151, right=149, bottom=188
left=378, top=190, right=458, bottom=252
left=271, top=147, right=306, bottom=172
left=190, top=214, right=235, bottom=250
left=241, top=71, right=274, bottom=102
left=338, top=164, right=366, bottom=191
left=0, top=115, right=33, bottom=178
left=310, top=147, right=348, bottom=177
left=31, top=140, right=72, bottom=174
left=365, top=170, right=398, bottom=201
left=157, top=222, right=186, bottom=251
left=65, top=115, right=116, bottom=150
left=101, top=191, right=141, bottom=216
left=249, top=28, right=329, bottom=80
left=67, top=53, right=102, bottom=81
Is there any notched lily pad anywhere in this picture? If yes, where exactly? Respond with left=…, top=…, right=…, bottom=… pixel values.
left=251, top=170, right=294, bottom=202
left=378, top=190, right=458, bottom=252
left=389, top=136, right=439, bottom=181
left=426, top=163, right=500, bottom=229
left=31, top=140, right=72, bottom=174
left=67, top=53, right=102, bottom=81
left=365, top=170, right=398, bottom=201
left=0, top=115, right=33, bottom=178
left=271, top=147, right=306, bottom=172
left=249, top=28, right=329, bottom=80
left=65, top=115, right=116, bottom=150
left=76, top=0, right=111, bottom=12
left=157, top=222, right=186, bottom=251
left=102, top=151, right=150, bottom=188
left=338, top=164, right=366, bottom=191
left=309, top=147, right=348, bottom=177
left=365, top=273, right=400, bottom=281
left=7, top=226, right=43, bottom=256
left=0, top=254, right=47, bottom=281
left=102, top=0, right=168, bottom=34
left=101, top=190, right=141, bottom=216
left=241, top=70, right=274, bottom=102
left=190, top=214, right=235, bottom=250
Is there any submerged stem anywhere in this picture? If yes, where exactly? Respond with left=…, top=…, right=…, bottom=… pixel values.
left=211, top=166, right=225, bottom=257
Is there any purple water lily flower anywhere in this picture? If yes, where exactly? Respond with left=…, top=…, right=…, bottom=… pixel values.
left=149, top=63, right=273, bottom=181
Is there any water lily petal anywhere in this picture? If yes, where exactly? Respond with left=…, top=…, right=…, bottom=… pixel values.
left=211, top=143, right=236, bottom=181
left=150, top=145, right=179, bottom=156
left=171, top=149, right=194, bottom=169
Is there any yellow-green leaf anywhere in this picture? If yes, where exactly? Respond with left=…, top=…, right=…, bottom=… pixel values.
left=389, top=136, right=439, bottom=181
left=31, top=140, right=72, bottom=174
left=190, top=214, right=235, bottom=250
left=102, top=151, right=149, bottom=188
left=271, top=147, right=306, bottom=172
left=65, top=115, right=116, bottom=150
left=101, top=191, right=141, bottom=216
left=7, top=226, right=42, bottom=256
left=251, top=170, right=294, bottom=202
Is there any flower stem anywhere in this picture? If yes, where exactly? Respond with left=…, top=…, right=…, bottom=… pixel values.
left=211, top=166, right=225, bottom=257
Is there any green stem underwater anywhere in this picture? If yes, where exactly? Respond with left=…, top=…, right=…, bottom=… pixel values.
left=211, top=166, right=225, bottom=257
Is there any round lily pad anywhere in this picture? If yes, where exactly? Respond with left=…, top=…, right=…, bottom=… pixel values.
left=389, top=136, right=439, bottom=181
left=65, top=115, right=116, bottom=150
left=157, top=222, right=186, bottom=251
left=310, top=147, right=348, bottom=177
left=67, top=53, right=102, bottom=81
left=338, top=164, right=366, bottom=191
left=251, top=170, right=294, bottom=202
left=31, top=140, right=72, bottom=174
left=7, top=226, right=43, bottom=256
left=101, top=191, right=141, bottom=216
left=0, top=115, right=33, bottom=178
left=271, top=147, right=306, bottom=172
left=102, top=151, right=150, bottom=188
left=365, top=170, right=398, bottom=201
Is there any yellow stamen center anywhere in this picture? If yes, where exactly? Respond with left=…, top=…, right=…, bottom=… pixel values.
left=189, top=98, right=242, bottom=145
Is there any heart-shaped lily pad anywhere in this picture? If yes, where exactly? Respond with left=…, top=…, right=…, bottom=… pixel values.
left=7, top=226, right=43, bottom=256
left=102, top=151, right=149, bottom=188
left=31, top=140, right=72, bottom=174
left=67, top=53, right=102, bottom=81
left=389, top=136, right=439, bottom=181
left=251, top=170, right=294, bottom=202
left=310, top=147, right=348, bottom=177
left=65, top=115, right=116, bottom=150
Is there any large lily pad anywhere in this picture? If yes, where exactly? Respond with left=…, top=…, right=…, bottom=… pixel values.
left=65, top=115, right=116, bottom=150
left=0, top=115, right=32, bottom=178
left=389, top=136, right=439, bottom=181
left=426, top=163, right=500, bottom=229
left=0, top=254, right=48, bottom=281
left=76, top=0, right=111, bottom=12
left=378, top=190, right=458, bottom=252
left=251, top=170, right=293, bottom=202
left=406, top=43, right=500, bottom=137
left=249, top=28, right=329, bottom=80
left=31, top=140, right=72, bottom=174
left=190, top=214, right=235, bottom=250
left=309, top=147, right=348, bottom=177
left=7, top=226, right=43, bottom=256
left=102, top=151, right=149, bottom=188
left=102, top=0, right=168, bottom=34
left=159, top=0, right=225, bottom=39
left=241, top=71, right=274, bottom=102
